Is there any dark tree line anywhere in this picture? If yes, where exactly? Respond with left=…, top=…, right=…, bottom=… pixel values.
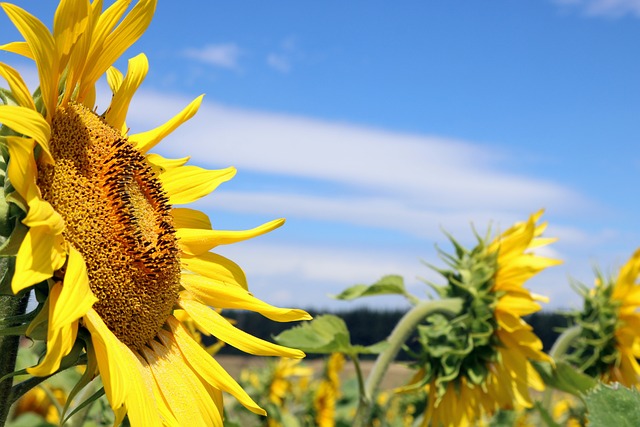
left=214, top=308, right=572, bottom=360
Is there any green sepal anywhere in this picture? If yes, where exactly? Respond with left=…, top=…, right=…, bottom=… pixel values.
left=62, top=387, right=106, bottom=426
left=585, top=385, right=640, bottom=426
left=531, top=360, right=597, bottom=397
left=274, top=314, right=387, bottom=356
left=332, top=275, right=418, bottom=304
left=61, top=330, right=98, bottom=423
left=0, top=216, right=28, bottom=258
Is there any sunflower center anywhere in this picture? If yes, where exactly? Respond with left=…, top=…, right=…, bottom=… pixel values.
left=37, top=102, right=180, bottom=351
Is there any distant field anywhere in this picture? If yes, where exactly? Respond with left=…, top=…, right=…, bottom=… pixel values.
left=216, top=355, right=415, bottom=390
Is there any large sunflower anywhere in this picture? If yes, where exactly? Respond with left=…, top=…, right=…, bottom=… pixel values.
left=0, top=0, right=310, bottom=425
left=566, top=249, right=640, bottom=387
left=403, top=211, right=560, bottom=427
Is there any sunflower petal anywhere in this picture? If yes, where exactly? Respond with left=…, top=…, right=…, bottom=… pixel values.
left=106, top=66, right=124, bottom=93
left=53, top=0, right=90, bottom=64
left=173, top=208, right=212, bottom=230
left=0, top=108, right=52, bottom=160
left=159, top=165, right=236, bottom=206
left=181, top=274, right=311, bottom=322
left=51, top=246, right=97, bottom=329
left=80, top=0, right=156, bottom=100
left=27, top=283, right=78, bottom=376
left=145, top=153, right=190, bottom=173
left=104, top=53, right=148, bottom=133
left=85, top=309, right=162, bottom=426
left=1, top=3, right=58, bottom=119
left=130, top=95, right=204, bottom=153
left=13, top=226, right=66, bottom=293
left=132, top=353, right=181, bottom=427
left=141, top=337, right=223, bottom=427
left=177, top=218, right=285, bottom=256
left=0, top=62, right=35, bottom=109
left=165, top=317, right=266, bottom=416
left=178, top=295, right=305, bottom=358
left=181, top=252, right=247, bottom=289
left=0, top=41, right=33, bottom=58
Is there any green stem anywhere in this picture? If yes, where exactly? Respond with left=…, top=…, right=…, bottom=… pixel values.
left=353, top=297, right=463, bottom=427
left=541, top=325, right=582, bottom=413
left=350, top=353, right=366, bottom=400
left=0, top=289, right=29, bottom=427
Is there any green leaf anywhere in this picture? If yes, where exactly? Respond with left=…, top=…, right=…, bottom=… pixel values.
left=532, top=361, right=598, bottom=396
left=585, top=385, right=640, bottom=426
left=273, top=314, right=387, bottom=355
left=332, top=275, right=410, bottom=301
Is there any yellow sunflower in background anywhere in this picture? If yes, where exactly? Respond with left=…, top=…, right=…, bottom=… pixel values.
left=0, top=0, right=310, bottom=425
left=403, top=211, right=561, bottom=427
left=567, top=248, right=640, bottom=387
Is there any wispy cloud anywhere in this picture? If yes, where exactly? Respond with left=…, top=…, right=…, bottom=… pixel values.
left=266, top=36, right=298, bottom=73
left=266, top=53, right=291, bottom=73
left=554, top=0, right=640, bottom=17
left=183, top=43, right=242, bottom=69
left=128, top=90, right=589, bottom=216
left=123, top=90, right=605, bottom=309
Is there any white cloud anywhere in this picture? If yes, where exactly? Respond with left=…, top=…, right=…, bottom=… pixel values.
left=266, top=53, right=291, bottom=73
left=128, top=90, right=589, bottom=215
left=121, top=90, right=601, bottom=309
left=554, top=0, right=640, bottom=16
left=183, top=43, right=242, bottom=69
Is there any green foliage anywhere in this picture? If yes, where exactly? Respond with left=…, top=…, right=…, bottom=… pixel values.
left=585, top=385, right=640, bottom=426
left=332, top=275, right=418, bottom=304
left=274, top=315, right=387, bottom=356
left=532, top=361, right=598, bottom=397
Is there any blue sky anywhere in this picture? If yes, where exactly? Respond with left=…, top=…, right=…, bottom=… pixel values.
left=1, top=0, right=639, bottom=311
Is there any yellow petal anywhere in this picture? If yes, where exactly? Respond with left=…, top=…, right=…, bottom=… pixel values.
left=80, top=0, right=156, bottom=101
left=181, top=251, right=248, bottom=290
left=27, top=283, right=78, bottom=376
left=0, top=41, right=33, bottom=58
left=84, top=309, right=162, bottom=426
left=181, top=274, right=311, bottom=322
left=50, top=246, right=97, bottom=330
left=1, top=3, right=58, bottom=119
left=0, top=62, right=35, bottom=109
left=104, top=53, right=148, bottom=133
left=496, top=294, right=542, bottom=317
left=164, top=317, right=262, bottom=414
left=178, top=295, right=305, bottom=358
left=132, top=353, right=181, bottom=427
left=140, top=337, right=223, bottom=427
left=0, top=108, right=52, bottom=161
left=173, top=208, right=212, bottom=230
left=53, top=0, right=90, bottom=65
left=159, top=165, right=236, bottom=205
left=163, top=320, right=266, bottom=415
left=130, top=95, right=204, bottom=153
left=13, top=226, right=66, bottom=293
left=177, top=218, right=285, bottom=255
left=106, top=65, right=124, bottom=93
left=145, top=153, right=190, bottom=174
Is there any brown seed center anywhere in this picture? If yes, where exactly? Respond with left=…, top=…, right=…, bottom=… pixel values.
left=37, top=102, right=180, bottom=351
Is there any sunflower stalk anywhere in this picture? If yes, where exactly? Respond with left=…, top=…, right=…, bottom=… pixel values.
left=0, top=290, right=29, bottom=427
left=541, top=325, right=583, bottom=412
left=353, top=297, right=463, bottom=427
